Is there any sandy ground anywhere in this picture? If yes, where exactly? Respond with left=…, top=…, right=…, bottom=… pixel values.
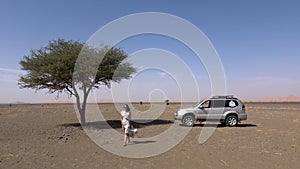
left=0, top=103, right=300, bottom=169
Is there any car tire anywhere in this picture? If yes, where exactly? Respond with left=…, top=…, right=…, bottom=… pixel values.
left=182, top=114, right=195, bottom=127
left=225, top=115, right=238, bottom=127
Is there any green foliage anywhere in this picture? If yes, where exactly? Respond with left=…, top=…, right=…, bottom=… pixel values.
left=19, top=38, right=136, bottom=96
left=19, top=39, right=80, bottom=94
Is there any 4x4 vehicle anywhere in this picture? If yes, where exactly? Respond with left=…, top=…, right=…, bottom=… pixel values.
left=174, top=95, right=247, bottom=127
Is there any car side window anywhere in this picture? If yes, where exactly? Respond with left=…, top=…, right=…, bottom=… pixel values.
left=201, top=100, right=210, bottom=108
left=225, top=100, right=238, bottom=108
left=211, top=100, right=226, bottom=108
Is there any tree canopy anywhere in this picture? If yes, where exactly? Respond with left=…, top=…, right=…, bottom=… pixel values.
left=19, top=39, right=136, bottom=124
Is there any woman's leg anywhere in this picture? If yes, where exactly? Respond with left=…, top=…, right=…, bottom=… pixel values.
left=127, top=134, right=130, bottom=144
left=124, top=133, right=130, bottom=145
left=123, top=125, right=129, bottom=145
left=124, top=134, right=128, bottom=146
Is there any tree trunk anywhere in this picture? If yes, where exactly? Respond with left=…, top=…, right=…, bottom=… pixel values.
left=74, top=85, right=92, bottom=126
left=79, top=109, right=86, bottom=125
left=81, top=90, right=88, bottom=125
left=75, top=94, right=87, bottom=125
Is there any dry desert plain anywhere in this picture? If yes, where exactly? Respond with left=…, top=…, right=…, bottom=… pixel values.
left=0, top=102, right=300, bottom=169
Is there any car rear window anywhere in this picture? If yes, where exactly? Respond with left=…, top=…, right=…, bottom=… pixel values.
left=225, top=100, right=239, bottom=107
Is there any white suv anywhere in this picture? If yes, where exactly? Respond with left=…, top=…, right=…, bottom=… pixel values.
left=174, top=95, right=247, bottom=127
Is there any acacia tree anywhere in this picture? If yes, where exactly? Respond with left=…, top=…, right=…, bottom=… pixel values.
left=19, top=39, right=136, bottom=124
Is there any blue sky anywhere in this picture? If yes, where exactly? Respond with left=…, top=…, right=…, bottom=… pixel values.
left=0, top=0, right=300, bottom=103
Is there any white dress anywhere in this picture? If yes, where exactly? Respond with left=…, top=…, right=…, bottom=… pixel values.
left=121, top=110, right=130, bottom=134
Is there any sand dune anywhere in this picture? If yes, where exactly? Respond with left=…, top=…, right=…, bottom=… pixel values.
left=253, top=95, right=300, bottom=102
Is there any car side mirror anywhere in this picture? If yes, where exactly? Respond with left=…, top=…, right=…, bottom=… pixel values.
left=199, top=105, right=203, bottom=109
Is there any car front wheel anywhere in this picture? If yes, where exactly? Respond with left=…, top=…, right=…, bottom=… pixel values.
left=182, top=114, right=195, bottom=127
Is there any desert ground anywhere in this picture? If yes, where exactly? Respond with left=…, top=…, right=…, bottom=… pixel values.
left=0, top=102, right=300, bottom=169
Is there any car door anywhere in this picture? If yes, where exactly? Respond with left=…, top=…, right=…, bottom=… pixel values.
left=196, top=100, right=211, bottom=119
left=208, top=99, right=226, bottom=119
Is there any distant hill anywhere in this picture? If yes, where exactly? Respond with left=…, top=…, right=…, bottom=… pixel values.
left=252, top=95, right=300, bottom=102
left=13, top=101, right=28, bottom=104
left=97, top=100, right=113, bottom=103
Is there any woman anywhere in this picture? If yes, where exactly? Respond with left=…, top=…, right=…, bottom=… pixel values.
left=120, top=104, right=132, bottom=146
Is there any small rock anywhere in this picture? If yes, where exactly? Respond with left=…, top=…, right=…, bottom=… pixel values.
left=274, top=152, right=282, bottom=156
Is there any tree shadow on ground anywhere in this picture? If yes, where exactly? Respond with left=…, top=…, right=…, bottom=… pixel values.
left=60, top=119, right=173, bottom=130
left=132, top=140, right=156, bottom=144
left=60, top=122, right=82, bottom=128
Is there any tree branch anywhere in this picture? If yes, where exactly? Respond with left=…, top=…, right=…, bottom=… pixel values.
left=66, top=86, right=74, bottom=96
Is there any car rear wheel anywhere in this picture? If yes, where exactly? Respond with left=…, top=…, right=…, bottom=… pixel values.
left=225, top=115, right=238, bottom=127
left=182, top=114, right=195, bottom=127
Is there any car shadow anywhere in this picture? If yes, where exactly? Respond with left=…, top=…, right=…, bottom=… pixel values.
left=236, top=123, right=257, bottom=127
left=193, top=123, right=257, bottom=128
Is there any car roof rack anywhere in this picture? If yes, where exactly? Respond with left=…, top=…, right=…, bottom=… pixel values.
left=211, top=95, right=235, bottom=99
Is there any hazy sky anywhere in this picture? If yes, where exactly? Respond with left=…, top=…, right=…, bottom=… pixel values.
left=0, top=0, right=300, bottom=103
